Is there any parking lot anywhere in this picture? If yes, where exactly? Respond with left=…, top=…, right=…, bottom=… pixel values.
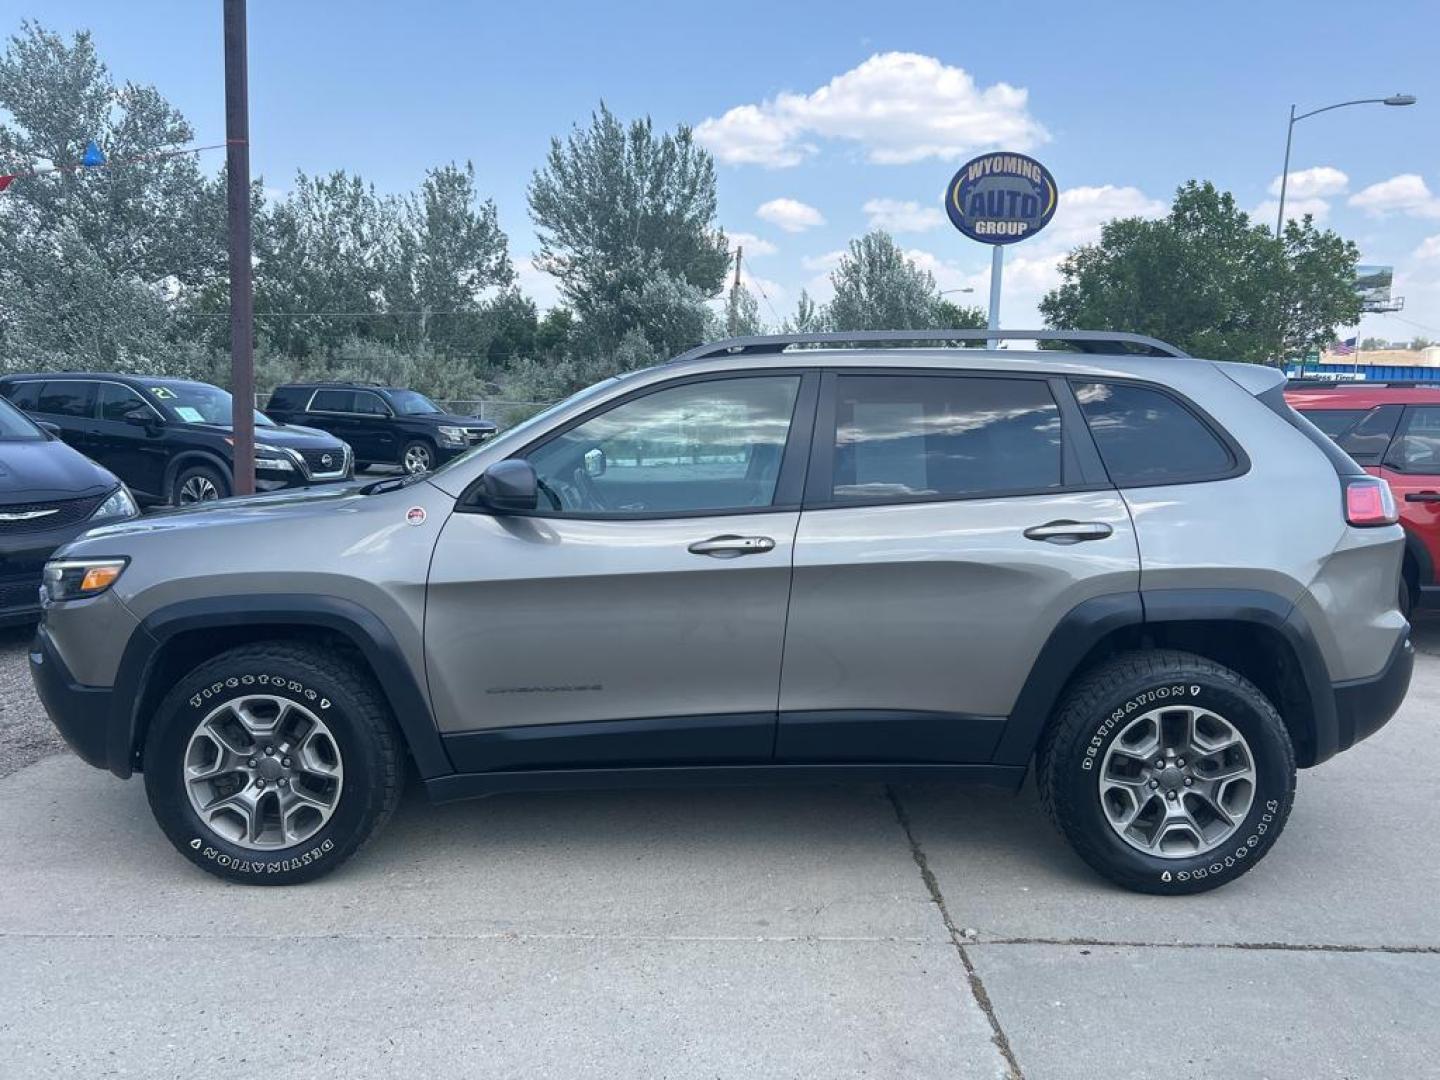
left=0, top=620, right=1436, bottom=1079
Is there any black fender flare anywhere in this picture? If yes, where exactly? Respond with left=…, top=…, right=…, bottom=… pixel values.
left=163, top=450, right=234, bottom=501
left=993, top=588, right=1338, bottom=767
left=108, top=594, right=453, bottom=780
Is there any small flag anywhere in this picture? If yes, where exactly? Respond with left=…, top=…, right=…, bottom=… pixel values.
left=81, top=140, right=105, bottom=167
left=0, top=175, right=15, bottom=193
left=1332, top=337, right=1357, bottom=356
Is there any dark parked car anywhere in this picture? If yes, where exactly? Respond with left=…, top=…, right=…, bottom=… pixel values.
left=0, top=393, right=137, bottom=624
left=0, top=374, right=353, bottom=506
left=265, top=382, right=497, bottom=474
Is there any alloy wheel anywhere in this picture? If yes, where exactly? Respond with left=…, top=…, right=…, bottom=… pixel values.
left=178, top=474, right=220, bottom=504
left=183, top=694, right=344, bottom=850
left=403, top=444, right=433, bottom=474
left=1098, top=705, right=1256, bottom=858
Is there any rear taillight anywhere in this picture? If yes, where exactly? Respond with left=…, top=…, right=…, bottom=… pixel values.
left=1345, top=477, right=1398, bottom=527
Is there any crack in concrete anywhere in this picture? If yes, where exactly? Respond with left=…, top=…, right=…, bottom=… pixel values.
left=886, top=786, right=1024, bottom=1080
left=971, top=936, right=1440, bottom=955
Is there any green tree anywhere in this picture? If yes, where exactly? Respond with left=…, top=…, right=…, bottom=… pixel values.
left=1040, top=180, right=1359, bottom=363
left=724, top=283, right=763, bottom=337
left=825, top=231, right=985, bottom=332
left=783, top=289, right=826, bottom=334
left=0, top=22, right=222, bottom=370
left=528, top=104, right=729, bottom=357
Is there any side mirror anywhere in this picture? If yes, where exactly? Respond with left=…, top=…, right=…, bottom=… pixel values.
left=475, top=459, right=539, bottom=513
left=583, top=447, right=607, bottom=478
left=123, top=413, right=158, bottom=430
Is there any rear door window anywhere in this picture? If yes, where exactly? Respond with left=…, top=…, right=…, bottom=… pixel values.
left=828, top=374, right=1063, bottom=502
left=5, top=381, right=42, bottom=411
left=1072, top=380, right=1236, bottom=486
left=1386, top=407, right=1440, bottom=474
left=37, top=381, right=97, bottom=419
left=309, top=389, right=355, bottom=413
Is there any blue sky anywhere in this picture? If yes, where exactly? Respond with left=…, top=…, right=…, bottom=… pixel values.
left=7, top=0, right=1440, bottom=342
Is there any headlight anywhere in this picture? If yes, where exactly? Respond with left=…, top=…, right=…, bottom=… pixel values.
left=254, top=444, right=296, bottom=472
left=90, top=486, right=139, bottom=522
left=437, top=426, right=467, bottom=448
left=42, top=558, right=128, bottom=602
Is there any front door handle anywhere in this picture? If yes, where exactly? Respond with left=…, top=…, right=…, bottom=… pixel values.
left=1023, top=520, right=1114, bottom=545
left=1405, top=491, right=1440, bottom=503
left=687, top=535, right=776, bottom=558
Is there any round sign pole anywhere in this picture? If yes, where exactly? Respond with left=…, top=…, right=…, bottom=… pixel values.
left=987, top=245, right=1003, bottom=349
left=944, top=152, right=1058, bottom=349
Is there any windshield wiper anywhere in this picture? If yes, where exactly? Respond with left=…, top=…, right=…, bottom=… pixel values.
left=360, top=472, right=430, bottom=495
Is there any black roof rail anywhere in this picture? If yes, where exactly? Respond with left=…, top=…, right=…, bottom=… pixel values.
left=668, top=329, right=1191, bottom=364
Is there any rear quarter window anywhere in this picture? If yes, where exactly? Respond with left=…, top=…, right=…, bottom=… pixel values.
left=1072, top=380, right=1237, bottom=486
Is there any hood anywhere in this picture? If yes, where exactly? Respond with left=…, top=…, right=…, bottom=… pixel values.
left=78, top=478, right=372, bottom=542
left=416, top=412, right=498, bottom=429
left=0, top=437, right=117, bottom=504
left=185, top=421, right=347, bottom=449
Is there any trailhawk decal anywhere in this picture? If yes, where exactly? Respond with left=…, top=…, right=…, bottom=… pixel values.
left=188, top=673, right=332, bottom=712
left=189, top=836, right=335, bottom=874
left=1081, top=684, right=1201, bottom=771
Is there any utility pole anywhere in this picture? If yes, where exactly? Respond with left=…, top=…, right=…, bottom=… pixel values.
left=726, top=246, right=743, bottom=336
left=224, top=0, right=255, bottom=495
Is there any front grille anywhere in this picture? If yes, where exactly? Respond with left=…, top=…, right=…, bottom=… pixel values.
left=0, top=494, right=106, bottom=534
left=300, top=447, right=347, bottom=476
left=0, top=574, right=41, bottom=613
left=462, top=427, right=491, bottom=444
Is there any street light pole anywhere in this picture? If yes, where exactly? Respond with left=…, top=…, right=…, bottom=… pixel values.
left=223, top=0, right=255, bottom=496
left=1275, top=94, right=1417, bottom=238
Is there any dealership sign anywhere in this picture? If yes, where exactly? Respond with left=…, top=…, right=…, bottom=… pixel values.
left=945, top=152, right=1058, bottom=244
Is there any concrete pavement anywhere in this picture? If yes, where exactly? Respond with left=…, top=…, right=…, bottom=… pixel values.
left=1, top=623, right=1438, bottom=1078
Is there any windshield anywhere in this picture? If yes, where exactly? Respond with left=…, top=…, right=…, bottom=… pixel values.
left=388, top=389, right=444, bottom=415
left=0, top=394, right=44, bottom=441
left=429, top=377, right=624, bottom=479
left=145, top=381, right=276, bottom=428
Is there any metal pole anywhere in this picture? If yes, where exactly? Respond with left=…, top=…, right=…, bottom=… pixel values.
left=1275, top=105, right=1295, bottom=240
left=1353, top=321, right=1362, bottom=378
left=224, top=0, right=255, bottom=496
left=987, top=244, right=1003, bottom=348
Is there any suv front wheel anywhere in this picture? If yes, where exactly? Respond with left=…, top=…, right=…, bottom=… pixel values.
left=401, top=439, right=435, bottom=474
left=172, top=462, right=229, bottom=506
left=142, top=642, right=403, bottom=884
left=1037, top=650, right=1296, bottom=894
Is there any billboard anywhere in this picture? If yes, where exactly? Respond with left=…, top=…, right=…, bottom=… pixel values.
left=1355, top=265, right=1394, bottom=312
left=945, top=153, right=1058, bottom=245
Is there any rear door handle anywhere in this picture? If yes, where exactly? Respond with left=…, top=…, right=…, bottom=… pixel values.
left=687, top=535, right=776, bottom=558
left=1405, top=491, right=1440, bottom=503
left=1023, top=520, right=1114, bottom=544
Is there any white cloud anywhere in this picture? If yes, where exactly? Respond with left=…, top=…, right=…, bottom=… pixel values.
left=863, top=197, right=945, bottom=233
left=725, top=231, right=778, bottom=257
left=1253, top=196, right=1332, bottom=225
left=756, top=197, right=825, bottom=233
left=513, top=255, right=560, bottom=311
left=1267, top=165, right=1348, bottom=199
left=696, top=52, right=1047, bottom=168
left=1415, top=235, right=1440, bottom=261
left=1349, top=174, right=1440, bottom=219
left=801, top=249, right=846, bottom=272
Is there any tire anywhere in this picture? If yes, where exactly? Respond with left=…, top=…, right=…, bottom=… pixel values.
left=1036, top=650, right=1296, bottom=895
left=401, top=439, right=435, bottom=475
left=1399, top=577, right=1414, bottom=620
left=142, top=642, right=403, bottom=885
left=171, top=462, right=229, bottom=506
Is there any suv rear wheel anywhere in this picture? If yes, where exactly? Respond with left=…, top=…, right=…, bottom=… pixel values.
left=1037, top=650, right=1296, bottom=894
left=142, top=642, right=403, bottom=884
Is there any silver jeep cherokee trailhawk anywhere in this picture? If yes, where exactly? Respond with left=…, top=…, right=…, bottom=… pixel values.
left=30, top=331, right=1413, bottom=892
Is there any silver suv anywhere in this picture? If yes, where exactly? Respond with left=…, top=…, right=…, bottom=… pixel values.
left=29, top=331, right=1413, bottom=893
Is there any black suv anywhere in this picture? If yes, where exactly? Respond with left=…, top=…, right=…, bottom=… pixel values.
left=265, top=382, right=497, bottom=474
left=0, top=374, right=353, bottom=507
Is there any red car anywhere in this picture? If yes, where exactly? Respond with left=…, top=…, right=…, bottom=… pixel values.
left=1286, top=381, right=1440, bottom=616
